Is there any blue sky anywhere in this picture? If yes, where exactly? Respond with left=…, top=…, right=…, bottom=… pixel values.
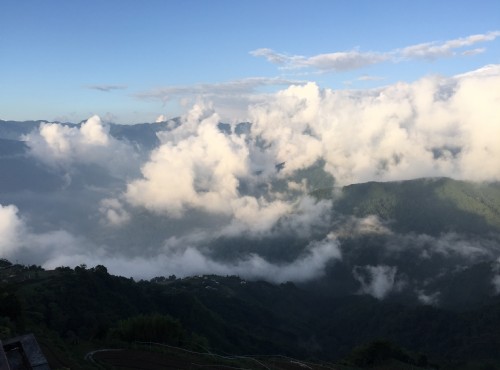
left=1, top=0, right=499, bottom=123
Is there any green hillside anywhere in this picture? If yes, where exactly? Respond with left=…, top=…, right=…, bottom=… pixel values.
left=332, top=178, right=500, bottom=234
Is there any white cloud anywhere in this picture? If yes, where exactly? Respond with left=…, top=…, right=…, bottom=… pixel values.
left=0, top=202, right=88, bottom=265
left=248, top=66, right=500, bottom=185
left=41, top=236, right=341, bottom=283
left=493, top=275, right=500, bottom=294
left=371, top=230, right=500, bottom=264
left=455, top=64, right=500, bottom=78
left=277, top=196, right=333, bottom=237
left=24, top=115, right=140, bottom=176
left=251, top=31, right=500, bottom=72
left=249, top=83, right=324, bottom=175
left=461, top=48, right=486, bottom=56
left=250, top=48, right=291, bottom=64
left=223, top=196, right=292, bottom=235
left=491, top=260, right=500, bottom=295
left=353, top=265, right=400, bottom=299
left=86, top=85, right=127, bottom=92
left=124, top=102, right=332, bottom=236
left=143, top=232, right=340, bottom=282
left=303, top=51, right=388, bottom=72
left=80, top=115, right=109, bottom=145
left=125, top=104, right=250, bottom=217
left=251, top=48, right=387, bottom=72
left=400, top=31, right=500, bottom=60
left=122, top=64, right=500, bottom=245
left=357, top=75, right=384, bottom=81
left=0, top=202, right=340, bottom=282
left=99, top=198, right=131, bottom=227
left=155, top=114, right=167, bottom=123
left=228, top=233, right=341, bottom=283
left=332, top=215, right=393, bottom=239
left=136, top=77, right=307, bottom=122
left=0, top=204, right=24, bottom=256
left=136, top=77, right=306, bottom=103
left=417, top=290, right=440, bottom=305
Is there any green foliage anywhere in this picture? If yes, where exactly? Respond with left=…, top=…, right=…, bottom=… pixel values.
left=334, top=178, right=500, bottom=234
left=112, top=313, right=185, bottom=345
left=0, top=258, right=13, bottom=268
left=4, top=261, right=500, bottom=369
left=436, top=179, right=500, bottom=229
left=16, top=265, right=157, bottom=341
left=0, top=290, right=21, bottom=320
left=343, top=340, right=420, bottom=367
left=0, top=317, right=14, bottom=339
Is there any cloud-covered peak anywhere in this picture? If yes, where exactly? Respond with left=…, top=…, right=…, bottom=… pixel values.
left=125, top=104, right=250, bottom=217
left=80, top=115, right=109, bottom=145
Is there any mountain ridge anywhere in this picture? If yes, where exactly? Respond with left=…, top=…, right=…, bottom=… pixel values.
left=331, top=177, right=500, bottom=235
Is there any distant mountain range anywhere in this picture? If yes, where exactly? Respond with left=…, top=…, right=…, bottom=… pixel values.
left=1, top=118, right=499, bottom=308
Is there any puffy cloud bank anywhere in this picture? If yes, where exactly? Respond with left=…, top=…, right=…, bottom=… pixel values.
left=123, top=102, right=330, bottom=236
left=24, top=115, right=139, bottom=177
left=249, top=65, right=500, bottom=185
left=126, top=105, right=250, bottom=217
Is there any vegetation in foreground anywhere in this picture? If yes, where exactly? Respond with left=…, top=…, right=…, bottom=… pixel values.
left=2, top=258, right=500, bottom=369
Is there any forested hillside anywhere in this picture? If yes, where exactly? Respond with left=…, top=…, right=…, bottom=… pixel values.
left=334, top=177, right=500, bottom=234
left=2, top=259, right=500, bottom=369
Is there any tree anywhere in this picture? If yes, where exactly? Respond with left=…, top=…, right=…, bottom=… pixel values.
left=343, top=340, right=414, bottom=367
left=112, top=314, right=186, bottom=345
left=93, top=265, right=108, bottom=276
